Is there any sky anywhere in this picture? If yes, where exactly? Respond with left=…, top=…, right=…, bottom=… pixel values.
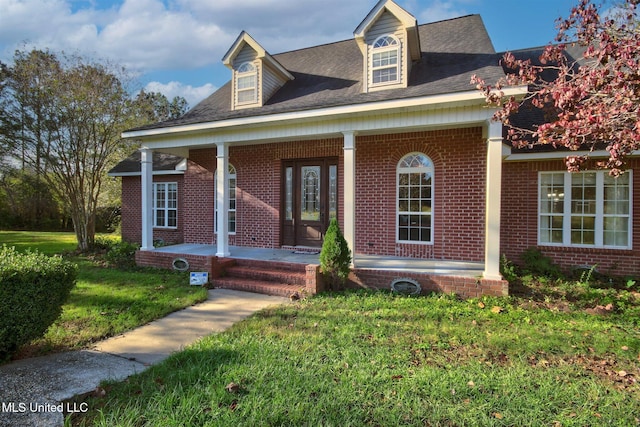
left=0, top=0, right=584, bottom=108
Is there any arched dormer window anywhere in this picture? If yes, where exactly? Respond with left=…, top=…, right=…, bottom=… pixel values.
left=236, top=62, right=257, bottom=104
left=397, top=153, right=433, bottom=243
left=372, top=35, right=400, bottom=85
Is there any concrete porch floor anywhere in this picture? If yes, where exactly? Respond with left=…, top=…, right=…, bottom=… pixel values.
left=150, top=244, right=484, bottom=278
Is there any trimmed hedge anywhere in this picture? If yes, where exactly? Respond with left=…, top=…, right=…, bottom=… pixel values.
left=0, top=245, right=77, bottom=361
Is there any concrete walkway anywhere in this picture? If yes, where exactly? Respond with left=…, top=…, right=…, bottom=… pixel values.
left=0, top=289, right=289, bottom=427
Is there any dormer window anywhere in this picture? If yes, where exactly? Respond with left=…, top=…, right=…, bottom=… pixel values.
left=236, top=62, right=257, bottom=104
left=223, top=32, right=294, bottom=111
left=372, top=35, right=400, bottom=85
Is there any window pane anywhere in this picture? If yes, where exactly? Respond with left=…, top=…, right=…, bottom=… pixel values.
left=301, top=166, right=321, bottom=221
left=285, top=167, right=293, bottom=221
left=156, top=210, right=165, bottom=227
left=373, top=68, right=398, bottom=83
left=329, top=165, right=337, bottom=220
left=168, top=210, right=177, bottom=228
left=238, top=75, right=255, bottom=90
left=372, top=50, right=397, bottom=67
left=540, top=173, right=564, bottom=214
left=238, top=89, right=255, bottom=103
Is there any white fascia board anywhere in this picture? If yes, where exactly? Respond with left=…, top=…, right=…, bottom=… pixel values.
left=505, top=149, right=640, bottom=162
left=122, top=86, right=528, bottom=140
left=108, top=170, right=186, bottom=177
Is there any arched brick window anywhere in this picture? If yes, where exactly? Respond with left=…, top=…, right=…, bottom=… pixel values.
left=397, top=153, right=433, bottom=243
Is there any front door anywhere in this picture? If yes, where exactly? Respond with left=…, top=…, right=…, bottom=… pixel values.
left=282, top=158, right=338, bottom=247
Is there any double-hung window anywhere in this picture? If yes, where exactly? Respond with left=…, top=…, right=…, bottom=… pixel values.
left=153, top=182, right=177, bottom=228
left=236, top=62, right=257, bottom=104
left=371, top=35, right=399, bottom=85
left=539, top=171, right=631, bottom=248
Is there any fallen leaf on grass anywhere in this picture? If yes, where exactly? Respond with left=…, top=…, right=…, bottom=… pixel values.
left=477, top=302, right=486, bottom=309
left=491, top=306, right=503, bottom=314
left=492, top=412, right=503, bottom=419
left=225, top=382, right=240, bottom=393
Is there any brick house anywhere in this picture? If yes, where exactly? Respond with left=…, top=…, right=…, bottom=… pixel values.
left=109, top=0, right=639, bottom=296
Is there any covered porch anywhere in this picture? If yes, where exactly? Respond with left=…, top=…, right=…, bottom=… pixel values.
left=135, top=244, right=507, bottom=298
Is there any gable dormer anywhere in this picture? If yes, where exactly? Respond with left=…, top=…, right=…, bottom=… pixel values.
left=354, top=0, right=421, bottom=93
left=222, top=31, right=294, bottom=110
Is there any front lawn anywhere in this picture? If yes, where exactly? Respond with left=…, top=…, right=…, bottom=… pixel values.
left=0, top=231, right=208, bottom=359
left=73, top=287, right=640, bottom=426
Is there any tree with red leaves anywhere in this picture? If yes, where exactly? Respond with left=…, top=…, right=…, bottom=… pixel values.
left=472, top=0, right=640, bottom=176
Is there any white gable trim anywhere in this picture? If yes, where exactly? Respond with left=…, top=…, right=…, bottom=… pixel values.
left=354, top=0, right=420, bottom=61
left=354, top=0, right=417, bottom=37
left=222, top=31, right=293, bottom=81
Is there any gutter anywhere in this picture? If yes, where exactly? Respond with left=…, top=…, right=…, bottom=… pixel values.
left=122, top=86, right=528, bottom=140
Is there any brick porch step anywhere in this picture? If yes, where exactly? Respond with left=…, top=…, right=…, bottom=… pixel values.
left=211, top=277, right=304, bottom=298
left=211, top=258, right=308, bottom=298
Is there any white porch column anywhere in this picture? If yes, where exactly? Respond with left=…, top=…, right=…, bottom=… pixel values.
left=483, top=121, right=503, bottom=280
left=140, top=148, right=154, bottom=251
left=342, top=131, right=356, bottom=266
left=216, top=142, right=230, bottom=257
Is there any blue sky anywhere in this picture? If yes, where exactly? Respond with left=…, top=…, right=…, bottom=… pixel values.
left=0, top=0, right=586, bottom=107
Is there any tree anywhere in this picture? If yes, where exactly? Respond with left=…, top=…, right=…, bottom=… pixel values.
left=472, top=0, right=640, bottom=176
left=134, top=90, right=188, bottom=123
left=0, top=49, right=136, bottom=250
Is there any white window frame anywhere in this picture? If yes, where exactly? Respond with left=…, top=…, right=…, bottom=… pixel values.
left=215, top=164, right=237, bottom=234
left=538, top=170, right=632, bottom=249
left=153, top=182, right=178, bottom=229
left=397, top=153, right=434, bottom=244
left=371, top=35, right=400, bottom=86
left=236, top=62, right=257, bottom=105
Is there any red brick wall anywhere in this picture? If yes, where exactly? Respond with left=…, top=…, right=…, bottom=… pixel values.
left=501, top=158, right=640, bottom=276
left=181, top=139, right=344, bottom=248
left=230, top=138, right=343, bottom=248
left=355, top=127, right=486, bottom=261
left=183, top=149, right=216, bottom=244
left=120, top=175, right=184, bottom=245
left=121, top=128, right=488, bottom=263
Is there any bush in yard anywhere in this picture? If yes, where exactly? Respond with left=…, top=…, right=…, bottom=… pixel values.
left=0, top=245, right=77, bottom=361
left=521, top=247, right=563, bottom=279
left=105, top=241, right=139, bottom=269
left=320, top=218, right=352, bottom=291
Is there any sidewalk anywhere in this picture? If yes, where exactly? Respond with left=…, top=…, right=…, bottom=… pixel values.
left=0, top=289, right=289, bottom=427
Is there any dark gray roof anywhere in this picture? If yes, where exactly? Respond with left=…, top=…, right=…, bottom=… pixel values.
left=108, top=151, right=185, bottom=175
left=129, top=14, right=505, bottom=132
left=501, top=44, right=588, bottom=153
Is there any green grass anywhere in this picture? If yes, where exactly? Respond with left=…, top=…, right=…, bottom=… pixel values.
left=73, top=290, right=640, bottom=426
left=0, top=231, right=208, bottom=358
left=0, top=230, right=78, bottom=255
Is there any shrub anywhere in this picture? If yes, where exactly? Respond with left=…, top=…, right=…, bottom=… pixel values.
left=0, top=245, right=77, bottom=361
left=521, top=247, right=563, bottom=279
left=319, top=218, right=352, bottom=290
left=105, top=241, right=139, bottom=269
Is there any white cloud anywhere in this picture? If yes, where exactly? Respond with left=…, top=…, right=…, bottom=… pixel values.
left=144, top=80, right=217, bottom=107
left=0, top=0, right=475, bottom=102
